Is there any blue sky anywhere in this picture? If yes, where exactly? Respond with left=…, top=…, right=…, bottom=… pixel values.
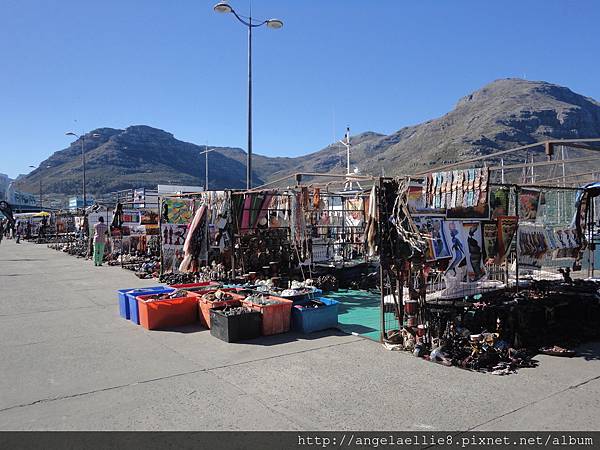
left=1, top=0, right=599, bottom=178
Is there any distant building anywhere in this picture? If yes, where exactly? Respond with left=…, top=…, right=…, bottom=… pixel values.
left=68, top=196, right=95, bottom=211
left=157, top=184, right=204, bottom=195
left=0, top=173, right=10, bottom=202
left=133, top=188, right=159, bottom=209
left=0, top=173, right=37, bottom=207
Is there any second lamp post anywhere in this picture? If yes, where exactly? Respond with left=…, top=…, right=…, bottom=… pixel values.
left=213, top=1, right=283, bottom=189
left=65, top=131, right=101, bottom=210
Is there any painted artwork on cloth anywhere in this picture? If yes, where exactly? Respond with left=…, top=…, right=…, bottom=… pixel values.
left=122, top=210, right=141, bottom=225
left=518, top=224, right=549, bottom=268
left=414, top=217, right=451, bottom=261
left=144, top=224, right=160, bottom=236
left=140, top=209, right=159, bottom=225
left=443, top=220, right=468, bottom=280
left=161, top=223, right=188, bottom=273
left=490, top=188, right=510, bottom=219
left=462, top=222, right=486, bottom=282
left=445, top=195, right=490, bottom=220
left=408, top=183, right=445, bottom=215
left=162, top=199, right=193, bottom=225
left=483, top=222, right=498, bottom=261
left=554, top=227, right=580, bottom=258
left=497, top=216, right=518, bottom=264
left=519, top=189, right=542, bottom=222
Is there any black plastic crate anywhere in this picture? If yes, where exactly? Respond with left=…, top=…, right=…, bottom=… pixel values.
left=210, top=309, right=262, bottom=343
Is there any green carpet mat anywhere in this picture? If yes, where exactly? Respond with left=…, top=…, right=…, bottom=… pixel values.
left=323, top=289, right=389, bottom=342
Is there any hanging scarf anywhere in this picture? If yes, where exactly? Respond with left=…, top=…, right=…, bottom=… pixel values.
left=364, top=185, right=378, bottom=256
left=179, top=205, right=207, bottom=273
left=111, top=202, right=123, bottom=230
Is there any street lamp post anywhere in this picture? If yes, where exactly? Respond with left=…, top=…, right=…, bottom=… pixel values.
left=29, top=164, right=51, bottom=210
left=213, top=1, right=283, bottom=189
left=65, top=131, right=101, bottom=210
left=198, top=146, right=220, bottom=191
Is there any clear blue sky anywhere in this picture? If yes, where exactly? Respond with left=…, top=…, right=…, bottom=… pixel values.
left=1, top=0, right=599, bottom=178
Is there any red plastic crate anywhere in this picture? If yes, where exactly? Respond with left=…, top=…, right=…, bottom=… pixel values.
left=243, top=295, right=293, bottom=336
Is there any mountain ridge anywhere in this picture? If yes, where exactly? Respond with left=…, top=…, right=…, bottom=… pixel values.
left=15, top=78, right=600, bottom=198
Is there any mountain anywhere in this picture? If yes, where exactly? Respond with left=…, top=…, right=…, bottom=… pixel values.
left=274, top=78, right=600, bottom=179
left=16, top=126, right=273, bottom=198
left=15, top=78, right=600, bottom=198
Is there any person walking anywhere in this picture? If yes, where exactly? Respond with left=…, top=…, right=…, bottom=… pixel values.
left=0, top=220, right=4, bottom=246
left=15, top=219, right=21, bottom=244
left=93, top=216, right=108, bottom=266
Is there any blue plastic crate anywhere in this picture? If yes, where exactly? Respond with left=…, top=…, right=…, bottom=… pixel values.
left=117, top=289, right=134, bottom=319
left=123, top=287, right=175, bottom=325
left=291, top=297, right=339, bottom=334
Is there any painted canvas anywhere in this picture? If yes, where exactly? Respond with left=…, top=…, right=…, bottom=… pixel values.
left=443, top=220, right=468, bottom=280
left=483, top=221, right=498, bottom=261
left=497, top=216, right=518, bottom=264
left=414, top=217, right=451, bottom=261
left=462, top=222, right=486, bottom=281
left=519, top=189, right=541, bottom=222
left=162, top=199, right=193, bottom=225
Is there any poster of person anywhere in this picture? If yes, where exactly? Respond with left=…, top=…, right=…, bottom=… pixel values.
left=140, top=209, right=159, bottom=225
left=162, top=198, right=193, bottom=224
left=443, top=220, right=468, bottom=281
left=490, top=188, right=509, bottom=219
left=462, top=222, right=486, bottom=282
left=161, top=223, right=189, bottom=273
left=483, top=222, right=498, bottom=261
left=344, top=197, right=364, bottom=227
left=518, top=189, right=542, bottom=222
left=496, top=216, right=518, bottom=264
left=162, top=246, right=186, bottom=273
left=413, top=217, right=450, bottom=260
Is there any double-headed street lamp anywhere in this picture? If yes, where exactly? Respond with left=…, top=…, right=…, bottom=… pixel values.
left=65, top=131, right=100, bottom=210
left=213, top=1, right=283, bottom=189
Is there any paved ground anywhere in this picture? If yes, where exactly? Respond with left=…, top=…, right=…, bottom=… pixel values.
left=0, top=240, right=599, bottom=431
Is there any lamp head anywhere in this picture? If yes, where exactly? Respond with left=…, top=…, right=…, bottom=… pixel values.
left=65, top=132, right=78, bottom=137
left=266, top=19, right=283, bottom=29
left=213, top=2, right=233, bottom=13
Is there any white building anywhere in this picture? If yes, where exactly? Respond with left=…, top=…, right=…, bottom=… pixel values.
left=0, top=173, right=37, bottom=206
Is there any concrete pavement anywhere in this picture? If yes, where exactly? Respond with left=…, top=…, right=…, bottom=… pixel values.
left=0, top=240, right=599, bottom=430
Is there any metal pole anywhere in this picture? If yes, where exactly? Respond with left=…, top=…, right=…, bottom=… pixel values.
left=514, top=186, right=520, bottom=292
left=205, top=144, right=209, bottom=191
left=81, top=135, right=87, bottom=210
left=247, top=21, right=253, bottom=190
left=39, top=178, right=42, bottom=211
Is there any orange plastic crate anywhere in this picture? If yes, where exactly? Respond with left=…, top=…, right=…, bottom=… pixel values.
left=243, top=295, right=293, bottom=336
left=169, top=281, right=221, bottom=292
left=136, top=293, right=199, bottom=330
left=198, top=289, right=248, bottom=329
